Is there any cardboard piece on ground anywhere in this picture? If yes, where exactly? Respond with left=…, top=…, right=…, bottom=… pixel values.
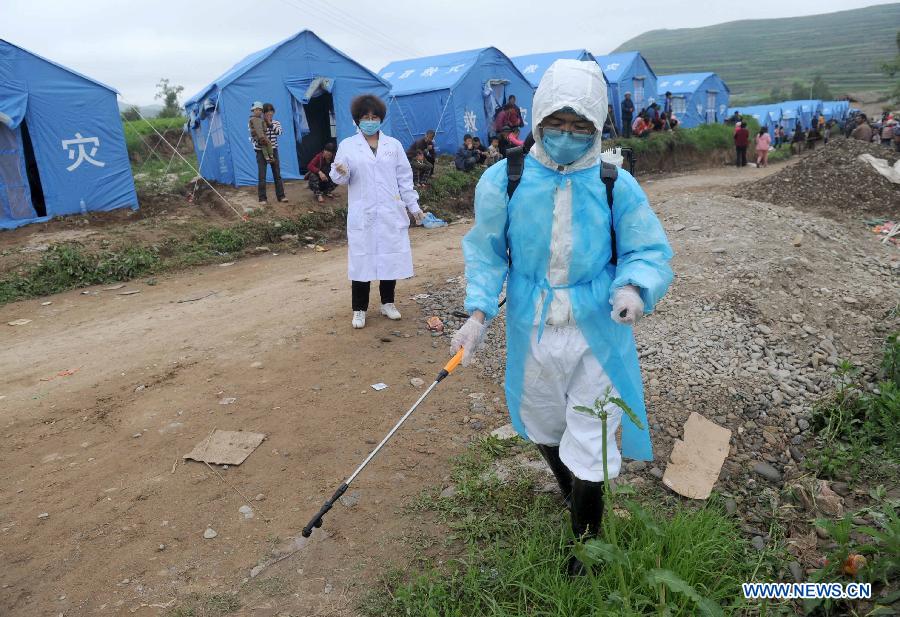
left=183, top=430, right=266, bottom=466
left=662, top=412, right=731, bottom=499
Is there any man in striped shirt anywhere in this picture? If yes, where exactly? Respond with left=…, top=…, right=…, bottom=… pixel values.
left=252, top=103, right=287, bottom=204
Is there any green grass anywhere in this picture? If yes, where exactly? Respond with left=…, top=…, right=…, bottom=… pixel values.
left=362, top=437, right=755, bottom=617
left=806, top=333, right=900, bottom=483
left=0, top=208, right=347, bottom=305
left=607, top=120, right=758, bottom=156
left=615, top=4, right=899, bottom=102
left=123, top=116, right=186, bottom=153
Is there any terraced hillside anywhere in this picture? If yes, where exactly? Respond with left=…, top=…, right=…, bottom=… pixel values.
left=615, top=3, right=900, bottom=104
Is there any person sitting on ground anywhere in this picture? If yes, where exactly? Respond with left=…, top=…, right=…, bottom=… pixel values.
left=506, top=126, right=525, bottom=147
left=454, top=134, right=479, bottom=172
left=755, top=126, right=771, bottom=167
left=406, top=129, right=437, bottom=166
left=410, top=149, right=433, bottom=186
left=632, top=113, right=651, bottom=138
left=306, top=143, right=337, bottom=202
left=667, top=112, right=679, bottom=130
left=472, top=137, right=489, bottom=164
left=648, top=103, right=663, bottom=131
left=486, top=136, right=502, bottom=165
left=248, top=102, right=273, bottom=163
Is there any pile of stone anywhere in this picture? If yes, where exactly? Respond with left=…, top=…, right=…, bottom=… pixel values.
left=738, top=137, right=900, bottom=219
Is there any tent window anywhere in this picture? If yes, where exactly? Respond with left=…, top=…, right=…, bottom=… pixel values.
left=672, top=96, right=687, bottom=115
left=209, top=111, right=226, bottom=148
left=705, top=91, right=717, bottom=123
left=0, top=123, right=37, bottom=221
left=632, top=78, right=645, bottom=107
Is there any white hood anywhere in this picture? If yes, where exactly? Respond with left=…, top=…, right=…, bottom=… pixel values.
left=530, top=59, right=609, bottom=172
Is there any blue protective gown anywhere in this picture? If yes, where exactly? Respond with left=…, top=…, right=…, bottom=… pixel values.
left=462, top=154, right=673, bottom=462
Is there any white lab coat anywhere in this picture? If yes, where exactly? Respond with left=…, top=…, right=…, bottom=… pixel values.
left=330, top=131, right=422, bottom=281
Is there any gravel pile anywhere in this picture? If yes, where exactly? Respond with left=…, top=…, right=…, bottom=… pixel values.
left=416, top=193, right=899, bottom=520
left=737, top=137, right=900, bottom=220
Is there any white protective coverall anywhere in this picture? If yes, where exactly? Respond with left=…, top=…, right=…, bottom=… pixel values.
left=462, top=60, right=674, bottom=482
left=330, top=131, right=423, bottom=281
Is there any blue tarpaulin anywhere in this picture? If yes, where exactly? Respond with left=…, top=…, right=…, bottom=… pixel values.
left=593, top=52, right=658, bottom=133
left=511, top=49, right=609, bottom=91
left=657, top=73, right=730, bottom=128
left=0, top=39, right=137, bottom=230
left=379, top=48, right=534, bottom=156
left=185, top=31, right=390, bottom=187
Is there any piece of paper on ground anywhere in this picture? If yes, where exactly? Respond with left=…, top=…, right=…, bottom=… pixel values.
left=662, top=412, right=731, bottom=499
left=183, top=430, right=266, bottom=466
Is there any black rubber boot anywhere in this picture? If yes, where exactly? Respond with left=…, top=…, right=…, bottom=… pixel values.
left=536, top=444, right=573, bottom=507
left=568, top=477, right=605, bottom=576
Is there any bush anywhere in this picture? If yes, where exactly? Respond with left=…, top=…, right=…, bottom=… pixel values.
left=606, top=121, right=756, bottom=156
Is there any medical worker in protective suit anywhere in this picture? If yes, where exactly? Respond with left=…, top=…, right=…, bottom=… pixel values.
left=451, top=60, right=673, bottom=575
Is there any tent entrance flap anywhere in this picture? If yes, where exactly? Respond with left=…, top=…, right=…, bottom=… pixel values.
left=286, top=77, right=336, bottom=171
left=0, top=123, right=37, bottom=224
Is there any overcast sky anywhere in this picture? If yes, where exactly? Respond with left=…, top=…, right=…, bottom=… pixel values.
left=4, top=0, right=897, bottom=105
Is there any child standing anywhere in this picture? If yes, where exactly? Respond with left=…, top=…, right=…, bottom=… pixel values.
left=755, top=127, right=771, bottom=167
left=248, top=101, right=273, bottom=163
left=486, top=137, right=502, bottom=165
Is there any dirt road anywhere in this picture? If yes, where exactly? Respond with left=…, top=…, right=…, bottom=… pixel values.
left=1, top=161, right=894, bottom=616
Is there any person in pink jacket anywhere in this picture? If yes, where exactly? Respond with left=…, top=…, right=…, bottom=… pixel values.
left=755, top=127, right=771, bottom=167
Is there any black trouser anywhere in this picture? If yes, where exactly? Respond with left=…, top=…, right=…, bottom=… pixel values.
left=351, top=280, right=396, bottom=311
left=622, top=115, right=633, bottom=138
left=307, top=172, right=336, bottom=197
left=256, top=148, right=285, bottom=202
left=735, top=146, right=747, bottom=167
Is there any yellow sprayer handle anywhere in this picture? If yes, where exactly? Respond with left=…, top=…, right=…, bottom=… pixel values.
left=444, top=348, right=464, bottom=374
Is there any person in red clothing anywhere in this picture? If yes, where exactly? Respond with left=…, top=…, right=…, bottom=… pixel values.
left=306, top=143, right=337, bottom=202
left=734, top=121, right=750, bottom=168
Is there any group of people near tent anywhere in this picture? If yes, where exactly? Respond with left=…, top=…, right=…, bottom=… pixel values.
left=846, top=111, right=900, bottom=151
left=619, top=93, right=681, bottom=138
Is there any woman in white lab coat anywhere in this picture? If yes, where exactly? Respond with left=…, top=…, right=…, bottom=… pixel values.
left=330, top=95, right=424, bottom=329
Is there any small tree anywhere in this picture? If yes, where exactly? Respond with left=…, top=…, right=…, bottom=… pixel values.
left=121, top=106, right=141, bottom=121
left=881, top=30, right=900, bottom=104
left=769, top=85, right=785, bottom=102
left=155, top=78, right=184, bottom=118
left=790, top=81, right=807, bottom=100
left=810, top=74, right=833, bottom=100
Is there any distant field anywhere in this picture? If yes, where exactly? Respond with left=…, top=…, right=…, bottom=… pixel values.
left=615, top=3, right=900, bottom=104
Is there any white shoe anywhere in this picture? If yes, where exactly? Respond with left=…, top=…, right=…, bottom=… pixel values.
left=352, top=311, right=366, bottom=329
left=380, top=303, right=401, bottom=320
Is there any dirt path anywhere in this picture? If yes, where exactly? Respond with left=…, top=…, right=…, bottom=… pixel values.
left=0, top=159, right=865, bottom=617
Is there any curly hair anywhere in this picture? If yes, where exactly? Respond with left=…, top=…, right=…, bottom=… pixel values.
left=350, top=94, right=387, bottom=123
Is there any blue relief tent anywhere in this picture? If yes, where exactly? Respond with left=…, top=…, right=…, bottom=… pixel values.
left=822, top=100, right=850, bottom=124
left=780, top=99, right=823, bottom=131
left=0, top=39, right=137, bottom=230
left=511, top=49, right=610, bottom=91
left=593, top=52, right=658, bottom=133
left=656, top=73, right=730, bottom=128
left=723, top=104, right=781, bottom=137
left=379, top=47, right=534, bottom=155
left=185, top=30, right=390, bottom=187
